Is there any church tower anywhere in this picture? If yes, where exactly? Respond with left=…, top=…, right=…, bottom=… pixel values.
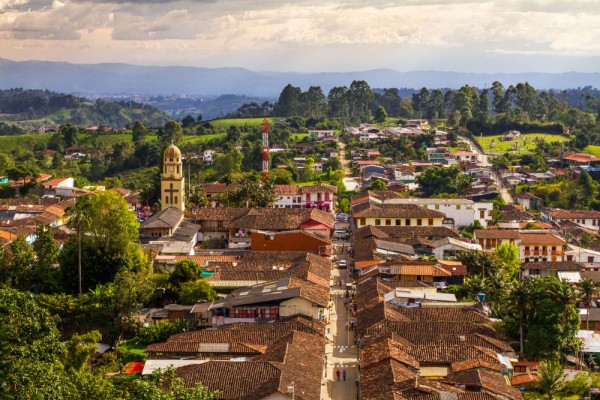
left=161, top=143, right=185, bottom=211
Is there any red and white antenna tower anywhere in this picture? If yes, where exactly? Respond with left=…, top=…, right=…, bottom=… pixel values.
left=261, top=118, right=269, bottom=183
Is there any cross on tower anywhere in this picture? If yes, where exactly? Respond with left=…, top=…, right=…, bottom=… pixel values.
left=165, top=183, right=179, bottom=204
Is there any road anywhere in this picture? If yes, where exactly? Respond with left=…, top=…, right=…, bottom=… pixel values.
left=460, top=135, right=513, bottom=204
left=337, top=140, right=359, bottom=191
left=321, top=240, right=358, bottom=400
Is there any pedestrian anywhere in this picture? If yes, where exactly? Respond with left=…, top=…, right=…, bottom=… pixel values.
left=342, top=369, right=347, bottom=381
left=336, top=369, right=341, bottom=381
left=345, top=322, right=348, bottom=330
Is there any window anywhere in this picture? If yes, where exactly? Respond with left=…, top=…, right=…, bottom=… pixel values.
left=417, top=219, right=422, bottom=226
left=386, top=219, right=391, bottom=226
left=405, top=219, right=411, bottom=226
left=360, top=218, right=366, bottom=226
left=375, top=219, right=381, bottom=226
left=428, top=219, right=433, bottom=226
left=589, top=256, right=595, bottom=263
left=423, top=205, right=428, bottom=209
left=395, top=219, right=401, bottom=226
left=435, top=204, right=440, bottom=210
left=165, top=196, right=169, bottom=204
left=174, top=196, right=178, bottom=204
left=567, top=255, right=573, bottom=261
left=479, top=209, right=485, bottom=219
left=456, top=205, right=461, bottom=210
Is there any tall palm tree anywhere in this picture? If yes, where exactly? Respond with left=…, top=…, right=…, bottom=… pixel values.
left=578, top=278, right=599, bottom=330
left=510, top=279, right=532, bottom=356
left=537, top=360, right=566, bottom=400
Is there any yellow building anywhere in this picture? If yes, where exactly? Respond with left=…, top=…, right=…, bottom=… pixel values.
left=161, top=143, right=185, bottom=211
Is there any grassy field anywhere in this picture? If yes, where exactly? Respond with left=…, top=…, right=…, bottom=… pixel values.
left=0, top=133, right=54, bottom=152
left=583, top=145, right=600, bottom=157
left=292, top=133, right=309, bottom=140
left=182, top=133, right=225, bottom=145
left=207, top=117, right=276, bottom=131
left=476, top=133, right=568, bottom=154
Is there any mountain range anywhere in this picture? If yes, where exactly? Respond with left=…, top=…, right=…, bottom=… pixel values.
left=1, top=58, right=599, bottom=97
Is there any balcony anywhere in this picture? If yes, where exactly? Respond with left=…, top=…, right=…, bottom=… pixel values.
left=228, top=237, right=251, bottom=249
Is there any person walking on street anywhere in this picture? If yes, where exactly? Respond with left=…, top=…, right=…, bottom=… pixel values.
left=342, top=369, right=347, bottom=381
left=336, top=369, right=341, bottom=381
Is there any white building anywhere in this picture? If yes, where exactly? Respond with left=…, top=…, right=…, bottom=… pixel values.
left=382, top=198, right=493, bottom=228
left=542, top=209, right=600, bottom=228
left=42, top=177, right=75, bottom=197
left=203, top=150, right=216, bottom=163
left=565, top=245, right=600, bottom=264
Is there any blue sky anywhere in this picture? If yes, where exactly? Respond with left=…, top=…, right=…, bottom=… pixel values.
left=0, top=0, right=599, bottom=73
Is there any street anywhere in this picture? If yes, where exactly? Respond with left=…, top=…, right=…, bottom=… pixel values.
left=337, top=139, right=359, bottom=191
left=459, top=135, right=514, bottom=204
left=321, top=239, right=358, bottom=400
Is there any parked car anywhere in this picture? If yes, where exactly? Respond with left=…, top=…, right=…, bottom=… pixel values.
left=338, top=260, right=347, bottom=269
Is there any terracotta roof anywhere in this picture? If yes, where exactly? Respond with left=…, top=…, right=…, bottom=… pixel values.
left=444, top=370, right=523, bottom=400
left=474, top=229, right=520, bottom=239
left=353, top=203, right=446, bottom=219
left=521, top=261, right=582, bottom=271
left=219, top=314, right=326, bottom=335
left=300, top=183, right=338, bottom=194
left=354, top=225, right=460, bottom=240
left=360, top=337, right=421, bottom=370
left=229, top=208, right=334, bottom=230
left=563, top=153, right=599, bottom=163
left=511, top=373, right=538, bottom=386
left=549, top=209, right=600, bottom=220
left=499, top=205, right=534, bottom=222
left=451, top=358, right=505, bottom=373
left=193, top=207, right=249, bottom=221
left=519, top=232, right=565, bottom=245
left=274, top=185, right=300, bottom=195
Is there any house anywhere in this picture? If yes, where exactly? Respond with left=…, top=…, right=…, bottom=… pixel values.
left=300, top=183, right=337, bottom=212
left=474, top=229, right=521, bottom=251
left=515, top=192, right=543, bottom=210
left=140, top=207, right=185, bottom=239
left=542, top=208, right=600, bottom=228
left=499, top=205, right=535, bottom=222
left=383, top=198, right=494, bottom=228
left=140, top=207, right=201, bottom=252
left=210, top=277, right=329, bottom=324
left=565, top=244, right=600, bottom=264
left=431, top=237, right=482, bottom=259
left=353, top=203, right=446, bottom=229
left=519, top=231, right=566, bottom=262
left=308, top=129, right=336, bottom=139
left=273, top=185, right=303, bottom=209
left=520, top=261, right=583, bottom=281
left=38, top=124, right=59, bottom=134
left=250, top=230, right=331, bottom=253
left=426, top=147, right=451, bottom=163
left=452, top=151, right=478, bottom=163
left=42, top=177, right=75, bottom=197
left=562, top=153, right=600, bottom=166
left=502, top=130, right=520, bottom=141
left=202, top=149, right=215, bottom=163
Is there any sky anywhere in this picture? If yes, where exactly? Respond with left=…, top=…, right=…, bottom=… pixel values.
left=0, top=0, right=599, bottom=73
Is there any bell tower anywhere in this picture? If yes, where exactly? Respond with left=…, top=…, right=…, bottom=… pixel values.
left=161, top=143, right=185, bottom=211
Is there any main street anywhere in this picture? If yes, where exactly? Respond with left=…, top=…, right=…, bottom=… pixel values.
left=460, top=135, right=514, bottom=204
left=322, top=238, right=358, bottom=400
left=337, top=139, right=359, bottom=191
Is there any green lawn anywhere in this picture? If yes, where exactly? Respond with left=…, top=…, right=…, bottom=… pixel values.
left=583, top=145, right=600, bottom=158
left=475, top=133, right=568, bottom=154
left=117, top=338, right=147, bottom=363
left=0, top=133, right=53, bottom=152
left=292, top=133, right=309, bottom=140
left=182, top=133, right=225, bottom=145
left=207, top=117, right=276, bottom=131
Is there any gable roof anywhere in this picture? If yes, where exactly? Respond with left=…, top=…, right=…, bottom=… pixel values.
left=229, top=208, right=334, bottom=230
left=353, top=203, right=446, bottom=219
left=548, top=209, right=600, bottom=220
left=474, top=229, right=520, bottom=240
left=140, top=207, right=183, bottom=229
left=519, top=231, right=565, bottom=245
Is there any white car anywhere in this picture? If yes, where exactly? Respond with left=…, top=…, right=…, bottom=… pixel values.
left=338, top=260, right=347, bottom=269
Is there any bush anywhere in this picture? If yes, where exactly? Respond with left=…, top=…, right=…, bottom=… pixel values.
left=138, top=319, right=190, bottom=345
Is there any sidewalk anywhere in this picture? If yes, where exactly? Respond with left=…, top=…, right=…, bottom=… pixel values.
left=321, top=267, right=358, bottom=400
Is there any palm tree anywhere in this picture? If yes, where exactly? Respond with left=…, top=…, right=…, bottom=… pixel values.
left=537, top=360, right=566, bottom=400
left=510, top=279, right=533, bottom=355
left=578, top=278, right=599, bottom=330
left=463, top=274, right=488, bottom=301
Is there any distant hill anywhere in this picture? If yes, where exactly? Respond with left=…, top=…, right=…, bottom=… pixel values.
left=0, top=88, right=169, bottom=131
left=0, top=58, right=599, bottom=97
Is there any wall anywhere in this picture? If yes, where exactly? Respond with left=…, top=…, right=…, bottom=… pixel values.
left=280, top=297, right=322, bottom=320
left=251, top=232, right=328, bottom=252
left=356, top=217, right=443, bottom=228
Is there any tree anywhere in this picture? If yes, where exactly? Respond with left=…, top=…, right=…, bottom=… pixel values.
left=300, top=157, right=315, bottom=182
left=59, top=123, right=78, bottom=148
left=181, top=115, right=196, bottom=128
left=32, top=224, right=61, bottom=293
left=456, top=174, right=474, bottom=195
left=416, top=165, right=461, bottom=196
left=9, top=235, right=35, bottom=291
left=170, top=260, right=202, bottom=287
left=347, top=80, right=374, bottom=118
left=132, top=120, right=148, bottom=143
left=187, top=185, right=209, bottom=210
left=493, top=243, right=521, bottom=278
left=179, top=280, right=217, bottom=304
left=61, top=191, right=142, bottom=293
left=159, top=120, right=184, bottom=144
left=214, top=148, right=244, bottom=178
left=509, top=279, right=533, bottom=355
left=537, top=360, right=566, bottom=400
left=366, top=179, right=387, bottom=191
left=374, top=106, right=388, bottom=123
left=274, top=84, right=302, bottom=116
left=578, top=278, right=598, bottom=330
left=268, top=168, right=294, bottom=184
left=64, top=330, right=102, bottom=372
